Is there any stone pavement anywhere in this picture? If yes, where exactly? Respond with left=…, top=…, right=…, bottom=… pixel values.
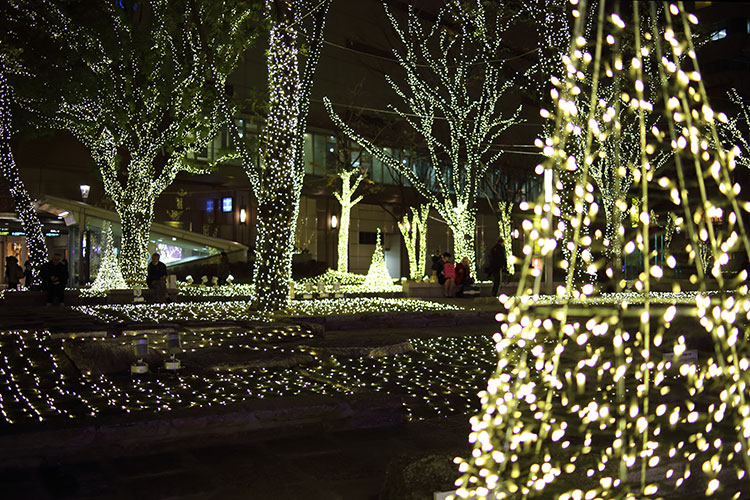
left=0, top=297, right=500, bottom=499
left=2, top=413, right=472, bottom=500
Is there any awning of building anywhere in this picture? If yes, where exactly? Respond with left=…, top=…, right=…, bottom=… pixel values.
left=35, top=195, right=248, bottom=267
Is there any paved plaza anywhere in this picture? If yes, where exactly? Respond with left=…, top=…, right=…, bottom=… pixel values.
left=0, top=298, right=499, bottom=499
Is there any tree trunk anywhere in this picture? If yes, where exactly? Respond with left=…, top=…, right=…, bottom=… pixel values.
left=415, top=205, right=429, bottom=279
left=0, top=72, right=48, bottom=285
left=604, top=199, right=624, bottom=283
left=118, top=201, right=155, bottom=285
left=337, top=200, right=352, bottom=273
left=253, top=17, right=300, bottom=313
left=449, top=211, right=477, bottom=276
left=254, top=195, right=296, bottom=312
left=497, top=201, right=514, bottom=274
left=398, top=216, right=419, bottom=280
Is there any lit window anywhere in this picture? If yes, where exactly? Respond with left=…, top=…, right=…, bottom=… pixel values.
left=206, top=200, right=214, bottom=213
left=710, top=29, right=727, bottom=41
left=222, top=197, right=233, bottom=213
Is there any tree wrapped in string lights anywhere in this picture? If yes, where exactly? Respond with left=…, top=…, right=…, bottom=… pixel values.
left=5, top=0, right=252, bottom=284
left=397, top=204, right=429, bottom=280
left=454, top=2, right=750, bottom=499
left=0, top=69, right=48, bottom=286
left=719, top=88, right=750, bottom=170
left=326, top=0, right=522, bottom=275
left=222, top=0, right=330, bottom=313
left=334, top=167, right=365, bottom=273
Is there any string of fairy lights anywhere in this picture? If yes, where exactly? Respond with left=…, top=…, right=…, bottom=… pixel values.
left=397, top=204, right=430, bottom=280
left=453, top=1, right=750, bottom=499
left=325, top=1, right=523, bottom=276
left=7, top=0, right=240, bottom=285
left=250, top=0, right=331, bottom=313
left=0, top=328, right=493, bottom=426
left=334, top=168, right=365, bottom=273
left=719, top=89, right=750, bottom=171
left=0, top=71, right=48, bottom=285
left=496, top=201, right=515, bottom=274
left=87, top=222, right=126, bottom=294
left=362, top=229, right=396, bottom=291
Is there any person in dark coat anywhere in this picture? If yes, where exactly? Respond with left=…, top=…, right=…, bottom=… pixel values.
left=488, top=237, right=508, bottom=297
left=41, top=253, right=68, bottom=304
left=147, top=252, right=168, bottom=302
left=23, top=260, right=32, bottom=288
left=5, top=256, right=22, bottom=289
left=429, top=249, right=442, bottom=278
left=455, top=257, right=473, bottom=297
left=217, top=251, right=230, bottom=285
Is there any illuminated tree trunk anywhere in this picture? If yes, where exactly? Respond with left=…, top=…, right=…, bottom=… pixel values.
left=115, top=192, right=156, bottom=285
left=0, top=71, right=48, bottom=285
left=399, top=204, right=430, bottom=280
left=325, top=3, right=520, bottom=283
left=254, top=194, right=296, bottom=312
left=334, top=169, right=363, bottom=273
left=445, top=208, right=477, bottom=273
left=253, top=14, right=301, bottom=313
left=398, top=214, right=419, bottom=280
left=497, top=201, right=514, bottom=274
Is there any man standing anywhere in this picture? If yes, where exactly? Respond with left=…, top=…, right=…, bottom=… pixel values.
left=147, top=252, right=168, bottom=302
left=488, top=237, right=507, bottom=297
left=41, top=253, right=68, bottom=305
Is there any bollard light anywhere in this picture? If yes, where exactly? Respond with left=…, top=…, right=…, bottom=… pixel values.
left=131, top=337, right=149, bottom=374
left=164, top=332, right=182, bottom=370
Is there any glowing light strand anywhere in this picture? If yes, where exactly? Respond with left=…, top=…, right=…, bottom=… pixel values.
left=325, top=1, right=522, bottom=276
left=0, top=70, right=47, bottom=285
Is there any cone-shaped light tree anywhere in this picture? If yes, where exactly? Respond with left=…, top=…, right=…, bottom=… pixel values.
left=0, top=68, right=47, bottom=286
left=88, top=222, right=126, bottom=293
left=362, top=229, right=393, bottom=290
left=326, top=0, right=522, bottom=275
left=4, top=0, right=254, bottom=284
left=454, top=2, right=750, bottom=499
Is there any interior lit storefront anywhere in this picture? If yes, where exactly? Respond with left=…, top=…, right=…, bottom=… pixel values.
left=15, top=195, right=250, bottom=286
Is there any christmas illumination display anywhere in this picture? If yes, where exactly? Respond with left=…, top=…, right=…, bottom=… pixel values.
left=363, top=229, right=395, bottom=291
left=87, top=222, right=126, bottom=294
left=719, top=89, right=750, bottom=171
left=398, top=204, right=430, bottom=280
left=5, top=1, right=249, bottom=284
left=0, top=70, right=47, bottom=285
left=454, top=2, right=750, bottom=499
left=296, top=269, right=402, bottom=295
left=528, top=0, right=597, bottom=286
left=75, top=296, right=460, bottom=324
left=325, top=1, right=522, bottom=276
left=234, top=0, right=331, bottom=313
left=496, top=201, right=515, bottom=275
left=0, top=329, right=492, bottom=426
left=334, top=168, right=365, bottom=273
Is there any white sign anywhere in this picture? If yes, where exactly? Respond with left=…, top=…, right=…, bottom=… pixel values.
left=663, top=349, right=698, bottom=365
left=435, top=491, right=457, bottom=500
